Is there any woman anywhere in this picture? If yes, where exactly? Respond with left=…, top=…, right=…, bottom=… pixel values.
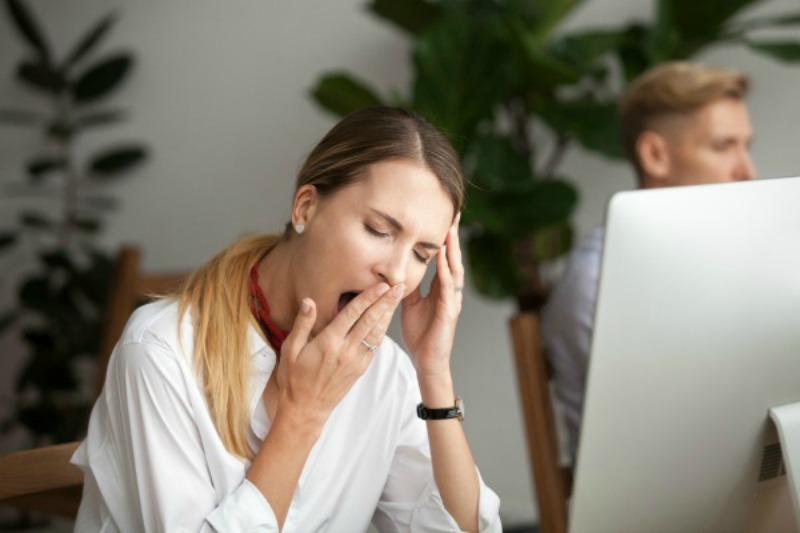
left=72, top=107, right=502, bottom=532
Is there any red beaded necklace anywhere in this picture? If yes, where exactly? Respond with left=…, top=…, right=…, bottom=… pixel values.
left=248, top=260, right=289, bottom=356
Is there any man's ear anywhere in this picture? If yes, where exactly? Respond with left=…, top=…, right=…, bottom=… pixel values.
left=292, top=184, right=318, bottom=230
left=637, top=131, right=672, bottom=184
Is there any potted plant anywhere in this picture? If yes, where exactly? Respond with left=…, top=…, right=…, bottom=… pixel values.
left=0, top=0, right=148, bottom=449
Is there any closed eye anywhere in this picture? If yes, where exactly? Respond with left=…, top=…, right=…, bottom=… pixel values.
left=364, top=224, right=389, bottom=238
left=414, top=249, right=433, bottom=265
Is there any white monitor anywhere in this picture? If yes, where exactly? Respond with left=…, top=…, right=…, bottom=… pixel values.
left=569, top=176, right=800, bottom=533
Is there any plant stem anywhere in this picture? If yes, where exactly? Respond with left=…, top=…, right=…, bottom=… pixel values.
left=511, top=98, right=534, bottom=164
left=512, top=236, right=548, bottom=313
left=58, top=93, right=77, bottom=249
left=541, top=134, right=571, bottom=179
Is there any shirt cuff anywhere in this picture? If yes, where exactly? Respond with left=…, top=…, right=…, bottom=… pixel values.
left=408, top=468, right=502, bottom=532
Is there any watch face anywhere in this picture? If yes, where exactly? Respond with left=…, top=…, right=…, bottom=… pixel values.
left=456, top=396, right=464, bottom=421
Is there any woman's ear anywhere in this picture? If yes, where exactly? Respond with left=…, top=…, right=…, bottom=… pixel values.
left=292, top=184, right=318, bottom=233
left=637, top=131, right=672, bottom=184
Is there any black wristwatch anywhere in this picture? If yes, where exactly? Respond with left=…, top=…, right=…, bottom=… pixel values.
left=417, top=396, right=464, bottom=421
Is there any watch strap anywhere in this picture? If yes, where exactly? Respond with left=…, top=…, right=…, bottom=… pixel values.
left=416, top=396, right=463, bottom=421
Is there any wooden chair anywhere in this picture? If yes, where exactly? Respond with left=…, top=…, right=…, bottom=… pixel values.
left=509, top=312, right=572, bottom=533
left=0, top=246, right=187, bottom=519
left=0, top=442, right=82, bottom=518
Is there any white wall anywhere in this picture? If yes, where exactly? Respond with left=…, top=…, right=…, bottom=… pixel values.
left=1, top=0, right=798, bottom=526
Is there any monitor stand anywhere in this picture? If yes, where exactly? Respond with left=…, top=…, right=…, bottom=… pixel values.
left=771, top=401, right=800, bottom=527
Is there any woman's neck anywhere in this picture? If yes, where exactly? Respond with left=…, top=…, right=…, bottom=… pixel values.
left=257, top=240, right=296, bottom=332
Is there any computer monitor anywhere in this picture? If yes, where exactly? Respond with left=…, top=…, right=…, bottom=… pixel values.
left=569, top=176, right=800, bottom=532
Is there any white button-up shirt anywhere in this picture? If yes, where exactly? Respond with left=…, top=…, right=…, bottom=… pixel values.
left=72, top=299, right=502, bottom=532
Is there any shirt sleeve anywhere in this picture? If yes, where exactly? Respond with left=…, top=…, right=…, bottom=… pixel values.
left=371, top=363, right=502, bottom=532
left=541, top=230, right=603, bottom=459
left=76, top=339, right=279, bottom=532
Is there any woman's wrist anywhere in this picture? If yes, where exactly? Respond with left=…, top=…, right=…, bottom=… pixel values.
left=418, top=371, right=456, bottom=408
left=273, top=402, right=326, bottom=443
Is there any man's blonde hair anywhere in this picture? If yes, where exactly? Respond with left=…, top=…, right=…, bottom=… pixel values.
left=619, top=61, right=750, bottom=176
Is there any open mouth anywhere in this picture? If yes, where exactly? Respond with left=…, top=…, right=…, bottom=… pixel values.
left=337, top=291, right=360, bottom=313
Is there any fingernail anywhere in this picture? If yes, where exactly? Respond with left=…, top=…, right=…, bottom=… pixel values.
left=377, top=283, right=390, bottom=296
left=301, top=298, right=312, bottom=314
left=393, top=284, right=405, bottom=299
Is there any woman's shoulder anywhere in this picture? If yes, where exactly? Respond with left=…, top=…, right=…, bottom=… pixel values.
left=123, top=298, right=184, bottom=344
left=113, top=299, right=193, bottom=370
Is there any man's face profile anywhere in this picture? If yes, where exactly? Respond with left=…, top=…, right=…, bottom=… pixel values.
left=641, top=98, right=756, bottom=187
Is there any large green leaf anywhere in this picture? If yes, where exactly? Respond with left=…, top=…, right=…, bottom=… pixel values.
left=4, top=0, right=51, bottom=63
left=551, top=29, right=626, bottom=71
left=75, top=217, right=102, bottom=234
left=88, top=145, right=147, bottom=176
left=72, top=54, right=133, bottom=104
left=368, top=0, right=443, bottom=35
left=0, top=309, right=19, bottom=335
left=19, top=276, right=50, bottom=312
left=412, top=14, right=509, bottom=149
left=507, top=0, right=584, bottom=44
left=311, top=73, right=383, bottom=118
left=466, top=232, right=519, bottom=299
left=506, top=18, right=581, bottom=88
left=72, top=249, right=114, bottom=307
left=17, top=403, right=61, bottom=435
left=40, top=250, right=75, bottom=272
left=532, top=221, right=574, bottom=261
left=0, top=231, right=17, bottom=250
left=652, top=0, right=762, bottom=58
left=27, top=156, right=67, bottom=180
left=746, top=40, right=800, bottom=63
left=491, top=179, right=579, bottom=238
left=65, top=12, right=117, bottom=68
left=20, top=211, right=53, bottom=229
left=615, top=23, right=657, bottom=82
left=466, top=133, right=533, bottom=190
left=535, top=99, right=624, bottom=159
left=464, top=179, right=579, bottom=239
left=737, top=11, right=800, bottom=31
left=16, top=61, right=65, bottom=94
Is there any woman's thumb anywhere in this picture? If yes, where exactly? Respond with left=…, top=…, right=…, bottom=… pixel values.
left=283, top=298, right=316, bottom=358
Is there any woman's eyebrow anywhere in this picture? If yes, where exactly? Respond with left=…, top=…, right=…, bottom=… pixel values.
left=369, top=208, right=441, bottom=250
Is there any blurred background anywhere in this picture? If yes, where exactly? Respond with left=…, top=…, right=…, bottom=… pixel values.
left=1, top=0, right=799, bottom=529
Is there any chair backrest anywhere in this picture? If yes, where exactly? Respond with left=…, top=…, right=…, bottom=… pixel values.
left=0, top=442, right=82, bottom=518
left=508, top=312, right=572, bottom=533
left=95, top=246, right=187, bottom=396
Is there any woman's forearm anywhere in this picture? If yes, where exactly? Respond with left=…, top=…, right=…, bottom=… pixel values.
left=245, top=409, right=322, bottom=528
left=419, top=373, right=480, bottom=532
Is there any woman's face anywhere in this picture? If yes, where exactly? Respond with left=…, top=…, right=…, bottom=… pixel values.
left=292, top=159, right=455, bottom=333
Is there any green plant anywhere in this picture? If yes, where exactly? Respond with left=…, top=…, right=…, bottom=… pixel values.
left=0, top=0, right=148, bottom=445
left=311, top=0, right=800, bottom=312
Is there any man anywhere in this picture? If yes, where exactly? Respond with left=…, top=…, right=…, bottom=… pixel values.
left=541, top=61, right=756, bottom=460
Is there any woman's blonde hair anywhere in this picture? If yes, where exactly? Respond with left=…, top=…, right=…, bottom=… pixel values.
left=176, top=106, right=464, bottom=460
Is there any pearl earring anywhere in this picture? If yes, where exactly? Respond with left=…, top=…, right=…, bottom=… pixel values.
left=294, top=223, right=305, bottom=235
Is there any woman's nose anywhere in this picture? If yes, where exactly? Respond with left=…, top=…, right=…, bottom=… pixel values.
left=375, top=250, right=408, bottom=287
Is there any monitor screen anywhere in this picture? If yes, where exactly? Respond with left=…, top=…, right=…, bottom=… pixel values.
left=570, top=176, right=800, bottom=532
